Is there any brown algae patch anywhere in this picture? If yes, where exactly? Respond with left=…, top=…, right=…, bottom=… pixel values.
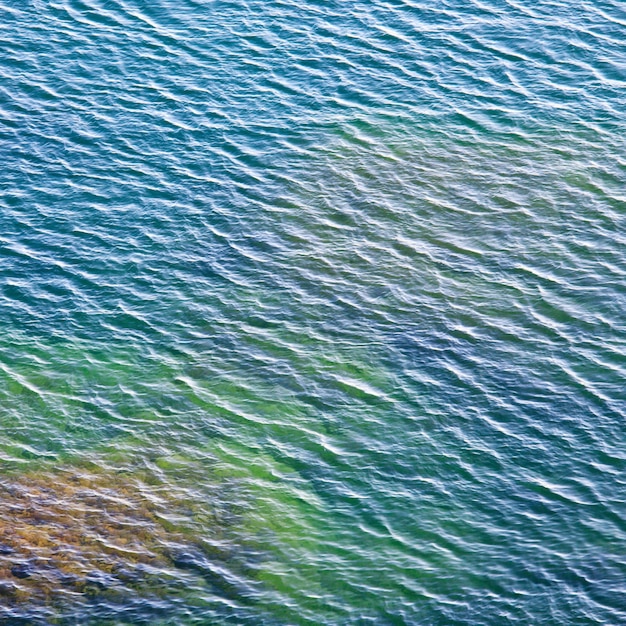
left=0, top=465, right=236, bottom=607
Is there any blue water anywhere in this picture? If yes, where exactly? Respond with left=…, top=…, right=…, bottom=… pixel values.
left=0, top=0, right=625, bottom=623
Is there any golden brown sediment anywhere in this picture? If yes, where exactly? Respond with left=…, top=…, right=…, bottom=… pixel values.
left=0, top=466, right=215, bottom=605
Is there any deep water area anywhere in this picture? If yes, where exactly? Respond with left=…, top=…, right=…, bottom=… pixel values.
left=0, top=0, right=625, bottom=623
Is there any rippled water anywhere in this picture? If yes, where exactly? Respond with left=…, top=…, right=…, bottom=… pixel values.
left=0, top=0, right=625, bottom=623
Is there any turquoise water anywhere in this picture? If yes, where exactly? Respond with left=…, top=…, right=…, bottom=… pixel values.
left=0, top=0, right=625, bottom=623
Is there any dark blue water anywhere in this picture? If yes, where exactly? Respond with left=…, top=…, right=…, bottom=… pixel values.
left=0, top=0, right=625, bottom=623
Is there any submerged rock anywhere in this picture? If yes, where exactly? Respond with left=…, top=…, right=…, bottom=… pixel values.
left=11, top=563, right=33, bottom=579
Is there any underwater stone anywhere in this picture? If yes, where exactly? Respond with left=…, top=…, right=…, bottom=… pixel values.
left=56, top=571, right=81, bottom=586
left=170, top=549, right=204, bottom=571
left=11, top=563, right=33, bottom=579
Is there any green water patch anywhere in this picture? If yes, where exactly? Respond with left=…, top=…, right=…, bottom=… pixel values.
left=0, top=324, right=360, bottom=621
left=202, top=438, right=335, bottom=623
left=0, top=328, right=203, bottom=468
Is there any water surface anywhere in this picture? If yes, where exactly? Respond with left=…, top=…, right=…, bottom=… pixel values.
left=0, top=0, right=625, bottom=623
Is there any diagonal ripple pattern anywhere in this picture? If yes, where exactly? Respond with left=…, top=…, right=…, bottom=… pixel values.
left=0, top=0, right=625, bottom=623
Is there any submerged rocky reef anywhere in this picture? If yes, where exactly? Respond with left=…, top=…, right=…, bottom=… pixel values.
left=0, top=462, right=247, bottom=618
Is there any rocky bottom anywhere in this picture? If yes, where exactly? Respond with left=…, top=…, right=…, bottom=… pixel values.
left=0, top=464, right=243, bottom=611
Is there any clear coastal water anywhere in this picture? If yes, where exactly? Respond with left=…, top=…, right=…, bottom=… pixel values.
left=0, top=0, right=624, bottom=623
